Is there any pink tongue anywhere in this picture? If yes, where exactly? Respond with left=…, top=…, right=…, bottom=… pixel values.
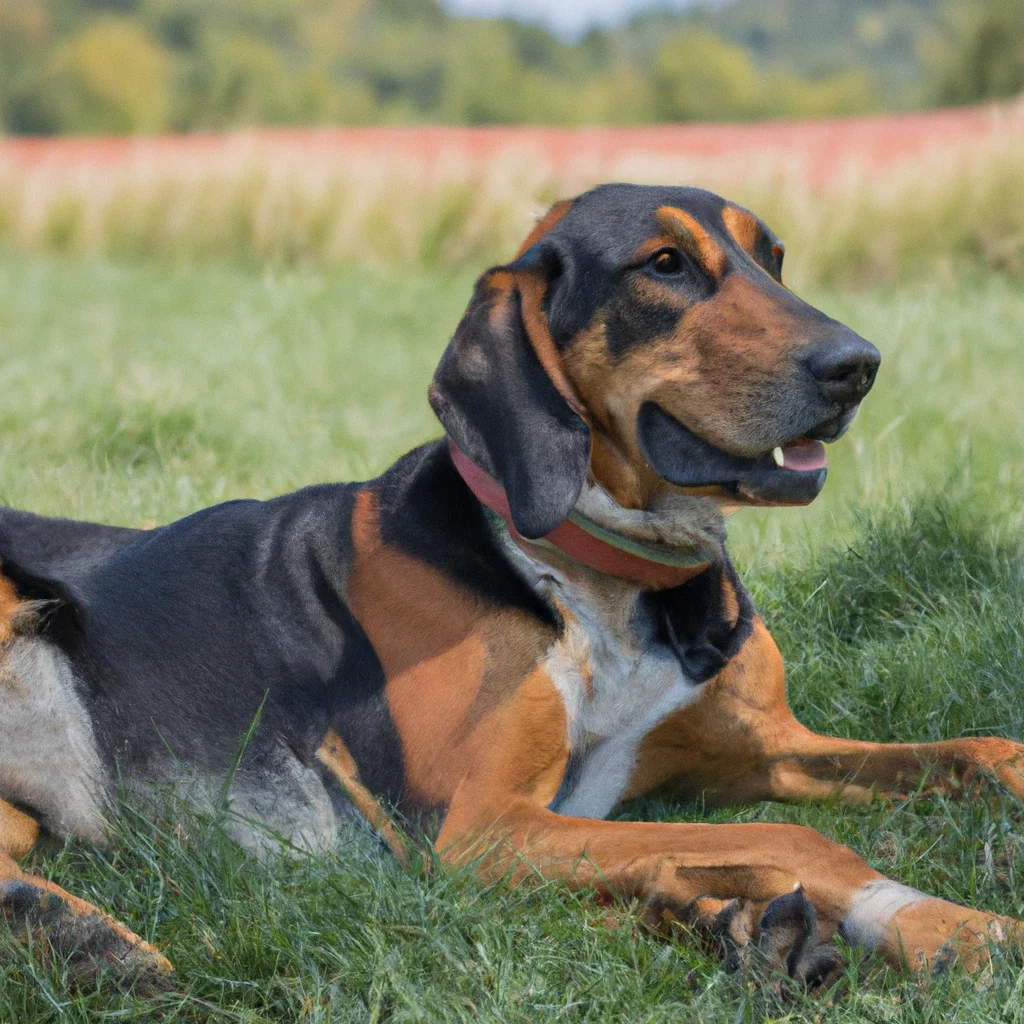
left=780, top=438, right=827, bottom=471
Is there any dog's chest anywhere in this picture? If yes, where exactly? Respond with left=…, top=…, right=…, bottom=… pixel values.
left=538, top=573, right=703, bottom=820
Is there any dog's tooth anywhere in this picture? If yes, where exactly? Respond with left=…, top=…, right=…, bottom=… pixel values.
left=772, top=446, right=785, bottom=468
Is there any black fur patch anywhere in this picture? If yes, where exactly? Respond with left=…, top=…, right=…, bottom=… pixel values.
left=605, top=298, right=683, bottom=358
left=640, top=556, right=754, bottom=684
left=0, top=490, right=408, bottom=807
left=377, top=442, right=559, bottom=627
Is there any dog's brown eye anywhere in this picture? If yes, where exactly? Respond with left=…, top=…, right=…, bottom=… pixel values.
left=652, top=249, right=684, bottom=275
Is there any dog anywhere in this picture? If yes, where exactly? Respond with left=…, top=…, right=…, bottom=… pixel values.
left=1, top=183, right=1022, bottom=987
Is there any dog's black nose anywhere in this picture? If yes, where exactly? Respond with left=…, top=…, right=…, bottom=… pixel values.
left=805, top=333, right=880, bottom=403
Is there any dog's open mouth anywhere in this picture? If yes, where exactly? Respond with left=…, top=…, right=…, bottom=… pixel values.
left=769, top=437, right=828, bottom=472
left=636, top=403, right=832, bottom=506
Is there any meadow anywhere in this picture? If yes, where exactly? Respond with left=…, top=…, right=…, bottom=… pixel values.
left=0, top=96, right=1023, bottom=1024
left=0, top=245, right=1023, bottom=1023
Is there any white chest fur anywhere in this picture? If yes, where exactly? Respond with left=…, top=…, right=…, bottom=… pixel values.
left=500, top=534, right=707, bottom=821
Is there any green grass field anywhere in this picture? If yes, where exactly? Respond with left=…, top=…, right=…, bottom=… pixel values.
left=1, top=256, right=1023, bottom=1022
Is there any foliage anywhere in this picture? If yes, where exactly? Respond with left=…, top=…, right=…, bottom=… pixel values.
left=0, top=260, right=1023, bottom=1019
left=650, top=28, right=878, bottom=121
left=652, top=30, right=762, bottom=122
left=931, top=0, right=1024, bottom=104
left=686, top=0, right=945, bottom=98
left=0, top=0, right=1020, bottom=134
left=23, top=17, right=172, bottom=135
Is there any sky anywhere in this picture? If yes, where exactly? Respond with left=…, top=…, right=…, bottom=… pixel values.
left=442, top=0, right=697, bottom=38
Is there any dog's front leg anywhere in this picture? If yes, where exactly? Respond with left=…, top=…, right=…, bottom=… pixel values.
left=754, top=732, right=1024, bottom=804
left=630, top=620, right=1024, bottom=806
left=389, top=634, right=1020, bottom=978
left=437, top=797, right=1022, bottom=977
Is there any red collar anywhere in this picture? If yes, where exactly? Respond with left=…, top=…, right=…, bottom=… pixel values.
left=447, top=439, right=711, bottom=588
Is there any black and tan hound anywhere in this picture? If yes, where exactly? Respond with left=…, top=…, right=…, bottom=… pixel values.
left=1, top=184, right=1022, bottom=986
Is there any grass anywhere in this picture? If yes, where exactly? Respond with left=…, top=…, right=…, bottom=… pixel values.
left=0, top=254, right=1023, bottom=1021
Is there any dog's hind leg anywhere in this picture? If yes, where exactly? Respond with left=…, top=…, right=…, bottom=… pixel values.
left=0, top=800, right=39, bottom=860
left=0, top=576, right=173, bottom=986
left=0, top=798, right=173, bottom=985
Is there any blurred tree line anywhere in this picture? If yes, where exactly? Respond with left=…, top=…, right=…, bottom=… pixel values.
left=0, top=0, right=1021, bottom=135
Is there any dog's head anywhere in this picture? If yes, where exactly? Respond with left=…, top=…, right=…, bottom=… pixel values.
left=430, top=184, right=880, bottom=540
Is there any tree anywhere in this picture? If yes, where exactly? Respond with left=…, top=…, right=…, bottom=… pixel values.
left=28, top=18, right=172, bottom=134
left=652, top=30, right=763, bottom=122
left=935, top=0, right=1024, bottom=104
left=0, top=0, right=55, bottom=132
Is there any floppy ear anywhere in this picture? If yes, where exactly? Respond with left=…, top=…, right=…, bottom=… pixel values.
left=429, top=258, right=591, bottom=540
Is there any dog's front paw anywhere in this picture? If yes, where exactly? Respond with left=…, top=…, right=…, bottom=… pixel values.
left=754, top=888, right=842, bottom=987
left=1, top=877, right=173, bottom=989
left=983, top=740, right=1024, bottom=799
left=946, top=738, right=1024, bottom=799
left=676, top=886, right=841, bottom=990
left=882, top=898, right=1023, bottom=974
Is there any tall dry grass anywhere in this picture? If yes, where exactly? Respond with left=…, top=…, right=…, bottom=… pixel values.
left=2, top=129, right=1024, bottom=287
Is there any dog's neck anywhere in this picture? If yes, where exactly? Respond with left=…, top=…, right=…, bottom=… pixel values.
left=447, top=438, right=726, bottom=589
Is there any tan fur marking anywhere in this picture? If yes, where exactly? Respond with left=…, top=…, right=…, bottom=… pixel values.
left=517, top=271, right=588, bottom=420
left=0, top=799, right=39, bottom=860
left=588, top=432, right=650, bottom=509
left=481, top=269, right=586, bottom=420
left=0, top=575, right=22, bottom=645
left=656, top=206, right=726, bottom=277
left=516, top=200, right=573, bottom=258
left=722, top=206, right=787, bottom=285
left=316, top=730, right=409, bottom=866
left=721, top=205, right=762, bottom=256
left=348, top=490, right=567, bottom=811
left=720, top=572, right=740, bottom=625
left=630, top=235, right=681, bottom=264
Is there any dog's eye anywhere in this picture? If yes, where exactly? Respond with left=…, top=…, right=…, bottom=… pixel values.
left=651, top=248, right=685, bottom=276
left=754, top=235, right=785, bottom=282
